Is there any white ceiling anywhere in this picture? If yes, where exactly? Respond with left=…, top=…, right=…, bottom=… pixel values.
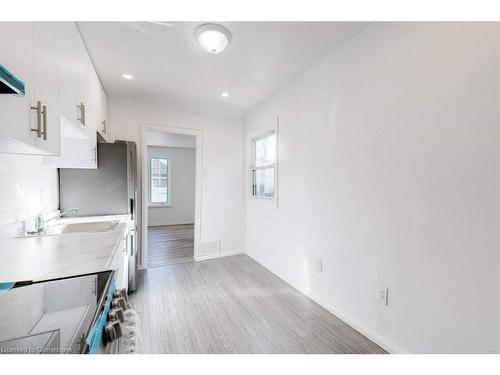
left=147, top=131, right=196, bottom=148
left=77, top=22, right=372, bottom=116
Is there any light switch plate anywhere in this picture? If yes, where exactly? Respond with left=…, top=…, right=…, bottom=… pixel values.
left=377, top=286, right=389, bottom=306
left=315, top=259, right=323, bottom=273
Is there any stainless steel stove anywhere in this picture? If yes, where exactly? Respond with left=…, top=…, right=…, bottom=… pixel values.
left=0, top=271, right=130, bottom=354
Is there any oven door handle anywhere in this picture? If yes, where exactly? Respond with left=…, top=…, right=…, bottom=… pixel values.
left=83, top=274, right=117, bottom=353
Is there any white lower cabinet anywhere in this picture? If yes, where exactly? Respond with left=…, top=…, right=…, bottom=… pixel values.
left=111, top=231, right=129, bottom=292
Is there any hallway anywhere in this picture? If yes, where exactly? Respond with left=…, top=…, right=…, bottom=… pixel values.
left=146, top=224, right=194, bottom=268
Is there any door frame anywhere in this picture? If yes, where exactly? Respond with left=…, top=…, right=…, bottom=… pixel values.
left=140, top=124, right=203, bottom=269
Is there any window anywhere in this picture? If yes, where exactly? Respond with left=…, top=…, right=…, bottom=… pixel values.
left=252, top=132, right=276, bottom=198
left=149, top=156, right=170, bottom=205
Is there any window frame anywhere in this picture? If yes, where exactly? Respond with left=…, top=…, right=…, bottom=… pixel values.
left=148, top=155, right=171, bottom=207
left=251, top=130, right=277, bottom=200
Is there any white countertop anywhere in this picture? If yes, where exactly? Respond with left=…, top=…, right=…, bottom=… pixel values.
left=56, top=214, right=131, bottom=225
left=0, top=215, right=129, bottom=283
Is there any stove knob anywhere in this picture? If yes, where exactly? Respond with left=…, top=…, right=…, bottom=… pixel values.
left=109, top=308, right=124, bottom=323
left=113, top=321, right=123, bottom=339
left=104, top=320, right=123, bottom=343
left=112, top=297, right=127, bottom=311
left=104, top=322, right=117, bottom=343
left=114, top=288, right=128, bottom=301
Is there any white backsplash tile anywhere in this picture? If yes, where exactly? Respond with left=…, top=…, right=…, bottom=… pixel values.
left=0, top=154, right=58, bottom=237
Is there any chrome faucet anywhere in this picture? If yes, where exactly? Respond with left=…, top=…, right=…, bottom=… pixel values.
left=29, top=209, right=78, bottom=234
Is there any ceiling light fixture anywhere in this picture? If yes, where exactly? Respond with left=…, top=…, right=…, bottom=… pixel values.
left=221, top=92, right=229, bottom=98
left=122, top=74, right=134, bottom=80
left=196, top=23, right=231, bottom=54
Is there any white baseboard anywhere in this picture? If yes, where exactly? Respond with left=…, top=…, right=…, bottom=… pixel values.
left=245, top=252, right=407, bottom=354
left=315, top=298, right=408, bottom=354
left=194, top=250, right=244, bottom=262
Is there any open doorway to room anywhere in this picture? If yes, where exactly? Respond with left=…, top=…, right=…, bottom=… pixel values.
left=141, top=127, right=201, bottom=268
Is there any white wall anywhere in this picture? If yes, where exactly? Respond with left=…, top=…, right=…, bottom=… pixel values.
left=244, top=23, right=500, bottom=354
left=107, top=97, right=245, bottom=257
left=0, top=154, right=58, bottom=238
left=147, top=145, right=196, bottom=226
left=147, top=132, right=196, bottom=149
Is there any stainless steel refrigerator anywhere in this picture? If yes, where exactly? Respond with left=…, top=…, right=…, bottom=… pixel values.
left=59, top=141, right=141, bottom=292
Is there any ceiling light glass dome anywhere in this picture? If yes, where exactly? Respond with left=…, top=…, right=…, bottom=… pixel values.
left=196, top=24, right=231, bottom=54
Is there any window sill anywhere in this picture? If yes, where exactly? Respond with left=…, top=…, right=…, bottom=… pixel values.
left=148, top=203, right=172, bottom=208
left=252, top=195, right=274, bottom=200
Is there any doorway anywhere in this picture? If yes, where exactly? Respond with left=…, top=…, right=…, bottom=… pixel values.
left=141, top=126, right=202, bottom=269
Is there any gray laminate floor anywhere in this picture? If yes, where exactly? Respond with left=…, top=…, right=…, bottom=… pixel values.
left=146, top=224, right=194, bottom=268
left=130, top=254, right=386, bottom=354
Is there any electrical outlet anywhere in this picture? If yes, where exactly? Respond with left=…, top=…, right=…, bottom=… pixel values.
left=377, top=286, right=389, bottom=306
left=315, top=259, right=323, bottom=273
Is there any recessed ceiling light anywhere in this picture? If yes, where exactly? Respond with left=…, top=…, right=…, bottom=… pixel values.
left=122, top=74, right=134, bottom=80
left=221, top=92, right=229, bottom=98
left=196, top=23, right=231, bottom=54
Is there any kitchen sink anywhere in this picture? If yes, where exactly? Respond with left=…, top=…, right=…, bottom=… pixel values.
left=17, top=221, right=120, bottom=238
left=58, top=221, right=119, bottom=233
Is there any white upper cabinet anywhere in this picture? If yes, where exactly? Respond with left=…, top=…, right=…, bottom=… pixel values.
left=87, top=62, right=108, bottom=143
left=58, top=22, right=80, bottom=130
left=0, top=22, right=34, bottom=153
left=77, top=33, right=93, bottom=133
left=32, top=22, right=60, bottom=155
left=45, top=22, right=107, bottom=169
left=0, top=22, right=60, bottom=155
left=75, top=30, right=98, bottom=168
left=97, top=78, right=108, bottom=140
left=0, top=22, right=106, bottom=167
left=46, top=26, right=97, bottom=169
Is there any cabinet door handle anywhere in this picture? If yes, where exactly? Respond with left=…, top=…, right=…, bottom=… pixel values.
left=92, top=146, right=97, bottom=163
left=77, top=103, right=81, bottom=123
left=41, top=104, right=47, bottom=140
left=30, top=101, right=42, bottom=138
left=77, top=102, right=85, bottom=125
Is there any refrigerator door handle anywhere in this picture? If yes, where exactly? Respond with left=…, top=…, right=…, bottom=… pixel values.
left=129, top=198, right=134, bottom=219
